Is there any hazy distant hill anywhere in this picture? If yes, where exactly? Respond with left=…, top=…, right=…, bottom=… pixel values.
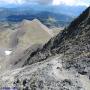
left=0, top=4, right=86, bottom=17
left=0, top=4, right=86, bottom=28
left=7, top=11, right=73, bottom=28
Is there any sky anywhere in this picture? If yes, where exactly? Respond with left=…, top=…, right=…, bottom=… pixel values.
left=0, top=0, right=89, bottom=7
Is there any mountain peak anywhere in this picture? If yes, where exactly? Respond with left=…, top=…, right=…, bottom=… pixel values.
left=22, top=19, right=32, bottom=25
left=32, top=19, right=40, bottom=23
left=21, top=19, right=45, bottom=26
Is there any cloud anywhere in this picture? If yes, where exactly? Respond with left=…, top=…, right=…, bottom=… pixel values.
left=37, top=0, right=52, bottom=4
left=0, top=0, right=25, bottom=4
left=0, top=0, right=89, bottom=6
left=0, top=0, right=52, bottom=4
left=52, top=0, right=90, bottom=6
left=52, top=0, right=76, bottom=5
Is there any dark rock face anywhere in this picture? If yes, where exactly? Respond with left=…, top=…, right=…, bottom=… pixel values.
left=22, top=6, right=90, bottom=70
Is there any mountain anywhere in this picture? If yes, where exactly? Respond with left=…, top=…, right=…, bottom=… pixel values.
left=0, top=19, right=53, bottom=49
left=0, top=4, right=86, bottom=17
left=0, top=4, right=86, bottom=28
left=0, top=5, right=85, bottom=28
left=51, top=5, right=86, bottom=17
left=13, top=6, right=90, bottom=69
left=9, top=19, right=53, bottom=49
left=6, top=11, right=73, bottom=28
left=0, top=19, right=54, bottom=73
left=31, top=4, right=86, bottom=17
left=0, top=26, right=14, bottom=48
left=0, top=6, right=89, bottom=90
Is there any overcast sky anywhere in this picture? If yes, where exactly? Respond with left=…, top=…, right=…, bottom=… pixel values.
left=0, top=0, right=89, bottom=6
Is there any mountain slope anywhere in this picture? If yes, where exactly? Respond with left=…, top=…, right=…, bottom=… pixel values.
left=9, top=19, right=53, bottom=49
left=12, top=6, right=90, bottom=76
left=0, top=6, right=90, bottom=90
left=0, top=28, right=14, bottom=48
left=0, top=19, right=53, bottom=72
left=0, top=19, right=53, bottom=49
left=1, top=55, right=90, bottom=90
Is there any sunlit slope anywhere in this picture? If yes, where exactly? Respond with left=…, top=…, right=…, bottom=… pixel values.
left=0, top=19, right=54, bottom=72
left=10, top=19, right=53, bottom=49
left=0, top=29, right=14, bottom=48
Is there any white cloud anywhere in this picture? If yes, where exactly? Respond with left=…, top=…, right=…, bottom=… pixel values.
left=0, top=0, right=89, bottom=6
left=53, top=0, right=76, bottom=5
left=0, top=0, right=26, bottom=4
left=37, top=0, right=52, bottom=4
left=52, top=0, right=90, bottom=6
left=0, top=0, right=52, bottom=4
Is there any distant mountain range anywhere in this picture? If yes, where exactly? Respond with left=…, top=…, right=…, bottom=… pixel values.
left=0, top=4, right=86, bottom=28
left=6, top=11, right=73, bottom=27
left=0, top=4, right=86, bottom=17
